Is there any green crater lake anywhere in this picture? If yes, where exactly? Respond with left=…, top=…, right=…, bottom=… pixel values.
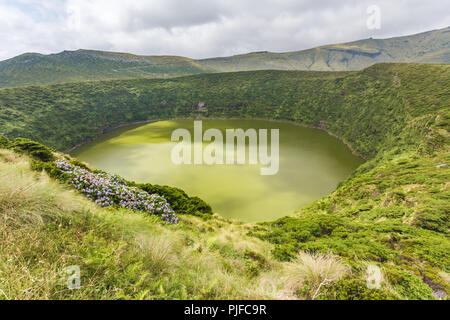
left=72, top=120, right=364, bottom=222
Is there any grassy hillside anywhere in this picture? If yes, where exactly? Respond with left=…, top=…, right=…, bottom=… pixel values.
left=0, top=135, right=444, bottom=300
left=0, top=50, right=212, bottom=88
left=3, top=147, right=403, bottom=300
left=0, top=149, right=283, bottom=299
left=200, top=27, right=450, bottom=72
left=0, top=63, right=448, bottom=299
left=0, top=27, right=448, bottom=88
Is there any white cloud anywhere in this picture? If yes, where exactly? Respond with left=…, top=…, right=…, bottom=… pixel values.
left=0, top=0, right=448, bottom=61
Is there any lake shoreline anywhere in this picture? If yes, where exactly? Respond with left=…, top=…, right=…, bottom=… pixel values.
left=67, top=117, right=366, bottom=160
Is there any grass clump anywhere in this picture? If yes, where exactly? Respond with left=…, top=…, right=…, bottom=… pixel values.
left=284, top=251, right=349, bottom=299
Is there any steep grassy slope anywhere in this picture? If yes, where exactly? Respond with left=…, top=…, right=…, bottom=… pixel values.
left=0, top=149, right=279, bottom=299
left=0, top=63, right=448, bottom=299
left=1, top=149, right=393, bottom=300
left=252, top=144, right=449, bottom=299
left=0, top=27, right=448, bottom=88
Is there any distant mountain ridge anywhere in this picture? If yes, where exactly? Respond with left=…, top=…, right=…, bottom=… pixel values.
left=0, top=26, right=448, bottom=87
left=200, top=27, right=449, bottom=72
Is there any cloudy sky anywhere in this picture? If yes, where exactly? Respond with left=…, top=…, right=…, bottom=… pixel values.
left=0, top=0, right=448, bottom=61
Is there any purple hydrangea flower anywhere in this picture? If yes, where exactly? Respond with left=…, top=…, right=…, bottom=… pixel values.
left=55, top=159, right=178, bottom=224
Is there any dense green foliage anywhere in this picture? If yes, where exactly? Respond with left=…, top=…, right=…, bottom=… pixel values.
left=137, top=184, right=212, bottom=217
left=385, top=268, right=435, bottom=300
left=0, top=135, right=9, bottom=148
left=11, top=137, right=55, bottom=162
left=318, top=279, right=395, bottom=300
left=0, top=63, right=447, bottom=159
left=0, top=27, right=448, bottom=87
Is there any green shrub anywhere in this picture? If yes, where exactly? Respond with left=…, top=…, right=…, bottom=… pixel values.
left=244, top=260, right=260, bottom=278
left=12, top=138, right=55, bottom=162
left=318, top=279, right=395, bottom=300
left=138, top=184, right=212, bottom=217
left=186, top=196, right=213, bottom=217
left=30, top=160, right=71, bottom=182
left=414, top=201, right=449, bottom=233
left=0, top=135, right=10, bottom=148
left=271, top=243, right=298, bottom=261
left=385, top=269, right=434, bottom=300
left=243, top=249, right=269, bottom=270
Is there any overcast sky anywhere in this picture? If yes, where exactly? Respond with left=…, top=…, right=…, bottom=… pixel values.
left=0, top=0, right=448, bottom=61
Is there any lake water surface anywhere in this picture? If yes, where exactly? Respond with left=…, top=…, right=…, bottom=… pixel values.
left=72, top=120, right=364, bottom=222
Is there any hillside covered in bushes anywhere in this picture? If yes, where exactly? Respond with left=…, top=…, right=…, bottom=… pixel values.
left=0, top=63, right=447, bottom=159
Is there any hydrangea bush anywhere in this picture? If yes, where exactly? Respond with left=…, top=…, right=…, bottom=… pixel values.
left=55, top=159, right=178, bottom=224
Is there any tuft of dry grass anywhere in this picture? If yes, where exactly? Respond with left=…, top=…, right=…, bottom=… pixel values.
left=136, top=234, right=173, bottom=273
left=284, top=251, right=349, bottom=299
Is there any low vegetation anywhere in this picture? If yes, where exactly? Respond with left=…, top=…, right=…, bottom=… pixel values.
left=0, top=149, right=275, bottom=299
left=1, top=148, right=379, bottom=300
